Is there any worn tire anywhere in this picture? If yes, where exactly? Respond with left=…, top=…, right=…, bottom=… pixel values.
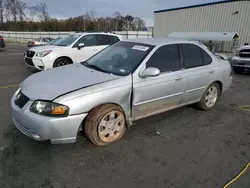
left=196, top=82, right=220, bottom=111
left=233, top=67, right=244, bottom=74
left=85, top=104, right=126, bottom=146
left=53, top=57, right=71, bottom=67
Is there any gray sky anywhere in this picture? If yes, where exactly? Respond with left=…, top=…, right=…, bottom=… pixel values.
left=23, top=0, right=224, bottom=26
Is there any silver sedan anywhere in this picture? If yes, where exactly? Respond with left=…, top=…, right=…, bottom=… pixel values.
left=11, top=38, right=233, bottom=146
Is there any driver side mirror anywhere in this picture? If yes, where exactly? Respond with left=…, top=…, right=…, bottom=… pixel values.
left=140, top=67, right=160, bottom=78
left=77, top=43, right=85, bottom=50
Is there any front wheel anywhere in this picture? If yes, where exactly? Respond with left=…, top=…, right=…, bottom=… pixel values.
left=85, top=104, right=126, bottom=146
left=53, top=57, right=71, bottom=67
left=197, top=83, right=220, bottom=111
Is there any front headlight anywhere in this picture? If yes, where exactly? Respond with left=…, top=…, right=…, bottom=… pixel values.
left=36, top=50, right=52, bottom=57
left=30, top=101, right=69, bottom=117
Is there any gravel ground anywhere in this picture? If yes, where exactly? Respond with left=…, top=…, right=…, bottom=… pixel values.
left=0, top=44, right=249, bottom=188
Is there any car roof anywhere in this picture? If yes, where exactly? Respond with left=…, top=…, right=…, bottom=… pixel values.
left=73, top=32, right=122, bottom=37
left=125, top=37, right=195, bottom=46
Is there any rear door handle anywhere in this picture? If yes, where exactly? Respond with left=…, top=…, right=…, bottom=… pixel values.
left=209, top=71, right=215, bottom=74
left=175, top=77, right=183, bottom=81
left=93, top=48, right=98, bottom=52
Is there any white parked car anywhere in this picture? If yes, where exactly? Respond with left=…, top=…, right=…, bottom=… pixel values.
left=24, top=33, right=122, bottom=70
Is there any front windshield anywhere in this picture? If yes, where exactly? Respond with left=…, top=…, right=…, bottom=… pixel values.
left=53, top=34, right=81, bottom=46
left=47, top=38, right=61, bottom=45
left=82, top=41, right=154, bottom=76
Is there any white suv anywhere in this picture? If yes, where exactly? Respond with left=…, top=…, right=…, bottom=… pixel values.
left=24, top=32, right=123, bottom=70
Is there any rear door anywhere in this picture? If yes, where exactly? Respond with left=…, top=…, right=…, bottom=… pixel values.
left=132, top=44, right=185, bottom=119
left=96, top=34, right=120, bottom=51
left=180, top=43, right=216, bottom=104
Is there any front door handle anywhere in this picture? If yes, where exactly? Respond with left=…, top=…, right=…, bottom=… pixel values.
left=175, top=77, right=183, bottom=81
left=93, top=48, right=98, bottom=52
left=209, top=71, right=215, bottom=74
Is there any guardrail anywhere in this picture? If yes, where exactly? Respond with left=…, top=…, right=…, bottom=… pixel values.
left=0, top=31, right=153, bottom=43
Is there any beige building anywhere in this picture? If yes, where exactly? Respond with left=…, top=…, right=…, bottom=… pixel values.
left=154, top=0, right=250, bottom=52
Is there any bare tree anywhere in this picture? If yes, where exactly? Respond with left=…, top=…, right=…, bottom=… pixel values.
left=89, top=10, right=96, bottom=20
left=7, top=0, right=18, bottom=22
left=16, top=0, right=26, bottom=22
left=113, top=11, right=121, bottom=31
left=0, top=0, right=4, bottom=29
left=4, top=0, right=12, bottom=29
left=38, top=2, right=49, bottom=22
left=133, top=17, right=145, bottom=31
left=125, top=15, right=134, bottom=30
left=26, top=5, right=39, bottom=22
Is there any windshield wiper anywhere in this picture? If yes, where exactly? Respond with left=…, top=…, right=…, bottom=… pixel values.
left=81, top=61, right=110, bottom=74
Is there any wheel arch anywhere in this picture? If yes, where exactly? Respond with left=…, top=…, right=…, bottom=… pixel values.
left=81, top=102, right=131, bottom=130
left=214, top=80, right=223, bottom=96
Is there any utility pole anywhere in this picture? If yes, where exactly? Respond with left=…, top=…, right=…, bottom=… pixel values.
left=153, top=0, right=156, bottom=37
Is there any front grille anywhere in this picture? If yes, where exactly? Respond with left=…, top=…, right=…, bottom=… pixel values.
left=239, top=49, right=250, bottom=58
left=232, top=60, right=250, bottom=66
left=25, top=57, right=34, bottom=66
left=15, top=92, right=30, bottom=108
left=26, top=50, right=35, bottom=58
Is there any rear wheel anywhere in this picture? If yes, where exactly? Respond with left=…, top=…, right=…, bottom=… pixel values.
left=197, top=83, right=220, bottom=111
left=85, top=104, right=126, bottom=146
left=233, top=66, right=244, bottom=74
left=53, top=57, right=71, bottom=67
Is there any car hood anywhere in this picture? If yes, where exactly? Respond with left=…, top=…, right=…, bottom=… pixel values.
left=20, top=64, right=120, bottom=100
left=29, top=45, right=63, bottom=52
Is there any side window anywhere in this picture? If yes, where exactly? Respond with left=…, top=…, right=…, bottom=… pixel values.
left=181, top=44, right=203, bottom=69
left=201, top=49, right=212, bottom=65
left=75, top=35, right=97, bottom=47
left=96, top=35, right=109, bottom=45
left=96, top=35, right=120, bottom=46
left=146, top=44, right=180, bottom=73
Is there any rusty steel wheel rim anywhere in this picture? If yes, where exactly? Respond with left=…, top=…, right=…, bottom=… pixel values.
left=98, top=110, right=126, bottom=143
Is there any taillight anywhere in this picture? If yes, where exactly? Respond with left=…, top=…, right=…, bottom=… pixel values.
left=0, top=37, right=3, bottom=40
left=32, top=41, right=35, bottom=45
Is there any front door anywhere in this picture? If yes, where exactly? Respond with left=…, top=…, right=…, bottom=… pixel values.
left=179, top=43, right=216, bottom=104
left=132, top=44, right=185, bottom=119
left=75, top=35, right=99, bottom=63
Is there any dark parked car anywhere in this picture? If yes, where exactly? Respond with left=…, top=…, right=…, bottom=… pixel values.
left=0, top=35, right=6, bottom=49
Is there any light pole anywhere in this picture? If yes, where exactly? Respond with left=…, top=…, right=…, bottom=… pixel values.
left=153, top=0, right=156, bottom=37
